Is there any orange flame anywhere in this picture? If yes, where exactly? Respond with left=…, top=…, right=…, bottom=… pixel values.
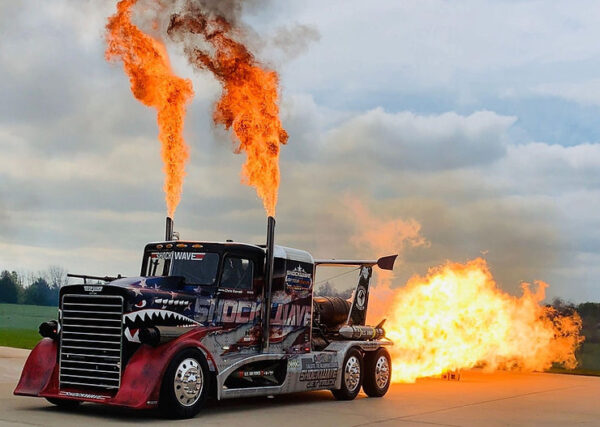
left=106, top=0, right=194, bottom=218
left=348, top=201, right=583, bottom=383
left=168, top=13, right=288, bottom=217
left=345, top=198, right=429, bottom=322
left=383, top=259, right=583, bottom=382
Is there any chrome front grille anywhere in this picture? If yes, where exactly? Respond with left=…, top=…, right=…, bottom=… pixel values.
left=59, top=294, right=124, bottom=391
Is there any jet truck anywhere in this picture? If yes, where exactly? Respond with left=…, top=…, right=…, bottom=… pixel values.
left=15, top=217, right=396, bottom=418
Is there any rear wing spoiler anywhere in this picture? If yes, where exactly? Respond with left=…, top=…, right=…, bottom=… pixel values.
left=314, top=254, right=398, bottom=271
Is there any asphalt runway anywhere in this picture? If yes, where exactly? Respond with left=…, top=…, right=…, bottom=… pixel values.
left=1, top=346, right=599, bottom=426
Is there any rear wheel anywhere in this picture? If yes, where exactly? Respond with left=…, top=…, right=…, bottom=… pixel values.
left=362, top=348, right=391, bottom=397
left=159, top=348, right=210, bottom=419
left=45, top=398, right=81, bottom=408
left=331, top=348, right=363, bottom=400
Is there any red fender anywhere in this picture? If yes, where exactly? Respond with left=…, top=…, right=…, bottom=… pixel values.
left=112, top=328, right=219, bottom=408
left=14, top=338, right=58, bottom=397
left=14, top=328, right=219, bottom=409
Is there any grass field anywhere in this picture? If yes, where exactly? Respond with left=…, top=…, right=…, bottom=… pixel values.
left=0, top=303, right=598, bottom=375
left=0, top=303, right=57, bottom=349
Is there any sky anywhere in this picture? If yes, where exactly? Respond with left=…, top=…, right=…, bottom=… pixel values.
left=0, top=0, right=599, bottom=302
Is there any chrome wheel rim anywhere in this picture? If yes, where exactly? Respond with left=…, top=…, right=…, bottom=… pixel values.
left=174, top=358, right=203, bottom=407
left=344, top=355, right=361, bottom=392
left=375, top=356, right=390, bottom=389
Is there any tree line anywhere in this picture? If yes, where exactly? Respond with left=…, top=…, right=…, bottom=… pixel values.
left=0, top=266, right=68, bottom=306
left=553, top=298, right=600, bottom=344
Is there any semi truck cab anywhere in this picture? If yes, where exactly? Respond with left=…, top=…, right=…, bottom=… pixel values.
left=15, top=217, right=396, bottom=418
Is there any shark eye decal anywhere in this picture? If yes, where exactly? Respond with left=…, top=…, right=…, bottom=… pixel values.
left=135, top=300, right=147, bottom=309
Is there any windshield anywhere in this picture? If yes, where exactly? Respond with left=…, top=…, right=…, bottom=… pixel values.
left=145, top=252, right=220, bottom=286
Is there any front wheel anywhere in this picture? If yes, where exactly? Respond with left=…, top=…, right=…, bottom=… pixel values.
left=331, top=348, right=363, bottom=400
left=362, top=348, right=391, bottom=397
left=159, top=348, right=210, bottom=419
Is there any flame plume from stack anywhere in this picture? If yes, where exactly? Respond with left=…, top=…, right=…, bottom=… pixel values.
left=105, top=0, right=194, bottom=218
left=167, top=4, right=288, bottom=217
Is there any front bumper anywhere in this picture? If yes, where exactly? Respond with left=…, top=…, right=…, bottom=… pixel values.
left=14, top=330, right=216, bottom=409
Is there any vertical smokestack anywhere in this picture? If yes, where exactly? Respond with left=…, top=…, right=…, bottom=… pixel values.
left=165, top=217, right=174, bottom=241
left=262, top=216, right=276, bottom=352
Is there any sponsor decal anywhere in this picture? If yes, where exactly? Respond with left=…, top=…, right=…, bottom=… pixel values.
left=355, top=285, right=367, bottom=311
left=302, top=353, right=336, bottom=370
left=360, top=342, right=381, bottom=350
left=299, top=353, right=338, bottom=388
left=174, top=252, right=205, bottom=261
left=285, top=265, right=312, bottom=292
left=150, top=252, right=206, bottom=261
left=59, top=391, right=108, bottom=400
left=83, top=285, right=103, bottom=293
left=314, top=353, right=333, bottom=364
left=305, top=377, right=336, bottom=389
left=299, top=368, right=337, bottom=382
left=272, top=303, right=311, bottom=326
left=238, top=370, right=275, bottom=378
left=150, top=252, right=173, bottom=260
left=287, top=358, right=300, bottom=370
left=193, top=298, right=310, bottom=327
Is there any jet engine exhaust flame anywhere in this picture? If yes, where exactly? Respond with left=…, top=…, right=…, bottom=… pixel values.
left=382, top=258, right=584, bottom=383
left=348, top=200, right=584, bottom=383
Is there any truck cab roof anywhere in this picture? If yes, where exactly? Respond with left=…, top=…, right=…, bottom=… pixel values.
left=140, top=240, right=315, bottom=292
left=143, top=241, right=314, bottom=264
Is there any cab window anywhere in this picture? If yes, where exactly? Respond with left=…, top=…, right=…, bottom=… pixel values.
left=221, top=257, right=254, bottom=290
left=170, top=252, right=220, bottom=285
left=146, top=252, right=171, bottom=276
left=144, top=251, right=220, bottom=286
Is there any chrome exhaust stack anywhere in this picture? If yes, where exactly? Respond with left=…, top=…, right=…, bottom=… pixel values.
left=165, top=216, right=174, bottom=241
left=262, top=216, right=276, bottom=352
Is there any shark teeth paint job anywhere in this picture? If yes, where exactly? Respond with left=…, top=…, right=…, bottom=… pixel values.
left=122, top=309, right=199, bottom=343
left=123, top=309, right=199, bottom=325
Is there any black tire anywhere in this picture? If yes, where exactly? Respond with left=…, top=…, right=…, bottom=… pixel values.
left=362, top=348, right=391, bottom=397
left=331, top=348, right=363, bottom=400
left=159, top=348, right=210, bottom=419
left=45, top=397, right=81, bottom=408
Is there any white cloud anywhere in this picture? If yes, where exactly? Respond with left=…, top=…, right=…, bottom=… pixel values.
left=279, top=0, right=600, bottom=95
left=0, top=1, right=599, bottom=303
left=534, top=79, right=600, bottom=107
left=323, top=108, right=516, bottom=170
left=494, top=142, right=600, bottom=193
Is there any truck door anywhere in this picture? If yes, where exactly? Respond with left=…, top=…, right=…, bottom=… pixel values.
left=268, top=257, right=314, bottom=354
left=214, top=252, right=263, bottom=357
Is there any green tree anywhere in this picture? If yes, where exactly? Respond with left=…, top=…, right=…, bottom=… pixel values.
left=315, top=281, right=353, bottom=299
left=577, top=302, right=600, bottom=344
left=23, top=277, right=58, bottom=306
left=0, top=270, right=22, bottom=303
